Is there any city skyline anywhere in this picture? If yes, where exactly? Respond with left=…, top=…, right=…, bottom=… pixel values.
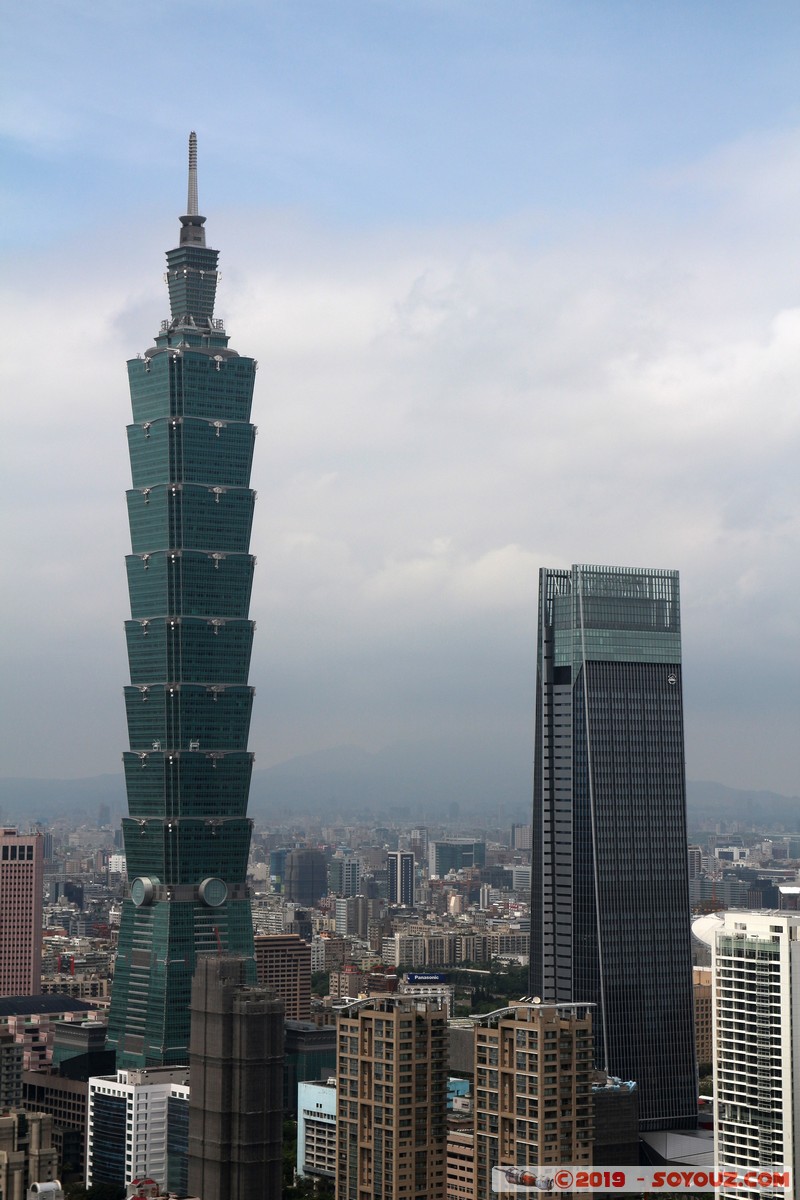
left=2, top=2, right=799, bottom=798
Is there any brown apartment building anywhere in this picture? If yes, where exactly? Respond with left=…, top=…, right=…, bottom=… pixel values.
left=474, top=1001, right=594, bottom=1197
left=336, top=996, right=448, bottom=1200
left=254, top=933, right=311, bottom=1021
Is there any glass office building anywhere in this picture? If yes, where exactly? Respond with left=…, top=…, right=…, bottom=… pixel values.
left=529, top=565, right=696, bottom=1129
left=107, top=135, right=257, bottom=1068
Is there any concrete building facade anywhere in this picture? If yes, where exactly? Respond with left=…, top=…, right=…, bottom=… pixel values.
left=297, top=1080, right=337, bottom=1180
left=284, top=850, right=327, bottom=907
left=693, top=965, right=712, bottom=1068
left=335, top=996, right=448, bottom=1200
left=328, top=853, right=362, bottom=899
left=253, top=933, right=311, bottom=1021
left=387, top=853, right=415, bottom=907
left=187, top=955, right=284, bottom=1200
left=474, top=1002, right=594, bottom=1198
left=86, top=1068, right=189, bottom=1190
left=446, top=1130, right=475, bottom=1200
left=0, top=1112, right=59, bottom=1200
left=713, top=911, right=800, bottom=1199
left=0, top=1033, right=24, bottom=1110
left=0, top=831, right=44, bottom=997
left=22, top=1073, right=90, bottom=1185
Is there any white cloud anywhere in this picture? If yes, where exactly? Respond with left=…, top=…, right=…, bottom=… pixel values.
left=1, top=127, right=799, bottom=792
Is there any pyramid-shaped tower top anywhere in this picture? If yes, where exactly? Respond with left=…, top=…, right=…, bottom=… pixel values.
left=166, top=131, right=219, bottom=326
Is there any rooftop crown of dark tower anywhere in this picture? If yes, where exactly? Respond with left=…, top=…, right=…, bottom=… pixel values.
left=165, top=131, right=219, bottom=326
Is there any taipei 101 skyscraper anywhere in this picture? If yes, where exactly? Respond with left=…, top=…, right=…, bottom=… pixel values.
left=107, top=134, right=258, bottom=1067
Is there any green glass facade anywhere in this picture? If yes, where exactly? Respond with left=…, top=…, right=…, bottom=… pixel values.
left=107, top=139, right=258, bottom=1067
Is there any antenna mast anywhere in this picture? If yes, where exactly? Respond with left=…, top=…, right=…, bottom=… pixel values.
left=187, top=131, right=199, bottom=216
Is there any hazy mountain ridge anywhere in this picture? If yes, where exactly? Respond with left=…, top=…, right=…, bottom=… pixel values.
left=1, top=743, right=797, bottom=829
left=685, top=780, right=800, bottom=829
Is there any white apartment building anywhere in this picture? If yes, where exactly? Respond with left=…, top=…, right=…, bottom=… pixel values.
left=297, top=1080, right=337, bottom=1180
left=86, top=1068, right=190, bottom=1190
left=713, top=911, right=800, bottom=1199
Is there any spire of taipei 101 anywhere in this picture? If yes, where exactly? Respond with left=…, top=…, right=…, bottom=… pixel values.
left=107, top=133, right=259, bottom=1068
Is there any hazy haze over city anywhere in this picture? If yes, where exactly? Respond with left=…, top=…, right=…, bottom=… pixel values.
left=1, top=1, right=799, bottom=797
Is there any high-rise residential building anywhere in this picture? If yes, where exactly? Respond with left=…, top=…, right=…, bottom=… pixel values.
left=0, top=830, right=44, bottom=997
left=187, top=956, right=284, bottom=1200
left=328, top=851, right=362, bottom=898
left=693, top=966, right=712, bottom=1068
left=388, top=852, right=415, bottom=906
left=334, top=895, right=369, bottom=939
left=410, top=828, right=429, bottom=862
left=712, top=910, right=800, bottom=1199
left=446, top=1131, right=475, bottom=1200
left=529, top=564, right=696, bottom=1130
left=335, top=996, right=448, bottom=1200
left=253, top=933, right=312, bottom=1020
left=107, top=134, right=259, bottom=1069
left=330, top=965, right=368, bottom=1000
left=510, top=824, right=532, bottom=852
left=474, top=1001, right=594, bottom=1198
left=511, top=864, right=532, bottom=892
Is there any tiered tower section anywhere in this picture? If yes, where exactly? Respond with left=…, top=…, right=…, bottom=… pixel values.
left=108, top=134, right=258, bottom=1068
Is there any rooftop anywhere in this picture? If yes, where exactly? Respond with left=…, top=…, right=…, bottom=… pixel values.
left=0, top=995, right=97, bottom=1018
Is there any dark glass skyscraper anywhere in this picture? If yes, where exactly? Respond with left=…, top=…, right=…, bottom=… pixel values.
left=387, top=851, right=415, bottom=906
left=529, top=565, right=696, bottom=1130
left=107, top=134, right=258, bottom=1068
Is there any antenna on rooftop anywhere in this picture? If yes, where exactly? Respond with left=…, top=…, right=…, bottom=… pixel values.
left=187, top=131, right=199, bottom=217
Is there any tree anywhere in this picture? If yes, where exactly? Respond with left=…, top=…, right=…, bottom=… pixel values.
left=311, top=970, right=330, bottom=996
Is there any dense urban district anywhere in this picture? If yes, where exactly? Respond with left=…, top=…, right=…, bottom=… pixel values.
left=1, top=138, right=797, bottom=1200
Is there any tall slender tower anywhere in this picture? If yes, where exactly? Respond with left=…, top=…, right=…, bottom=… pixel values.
left=107, top=134, right=258, bottom=1068
left=529, top=564, right=696, bottom=1130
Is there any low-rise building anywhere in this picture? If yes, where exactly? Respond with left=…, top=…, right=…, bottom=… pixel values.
left=297, top=1080, right=336, bottom=1180
left=86, top=1068, right=190, bottom=1191
left=0, top=1112, right=59, bottom=1200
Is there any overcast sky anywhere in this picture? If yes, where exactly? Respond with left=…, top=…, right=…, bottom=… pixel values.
left=1, top=0, right=799, bottom=796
